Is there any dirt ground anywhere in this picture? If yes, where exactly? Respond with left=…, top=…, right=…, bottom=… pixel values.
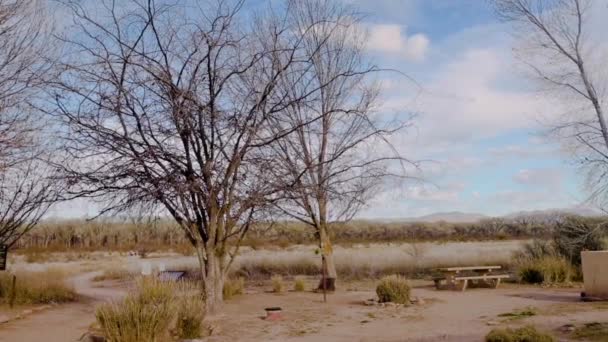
left=1, top=250, right=608, bottom=342
left=208, top=283, right=608, bottom=342
left=2, top=275, right=607, bottom=342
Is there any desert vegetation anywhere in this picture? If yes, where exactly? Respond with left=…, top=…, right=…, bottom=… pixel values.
left=0, top=269, right=76, bottom=305
left=95, top=278, right=205, bottom=342
left=485, top=326, right=555, bottom=342
left=0, top=0, right=607, bottom=341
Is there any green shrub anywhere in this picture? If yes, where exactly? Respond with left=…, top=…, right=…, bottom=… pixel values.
left=271, top=275, right=284, bottom=293
left=294, top=277, right=306, bottom=292
left=96, top=278, right=175, bottom=342
left=376, top=275, right=410, bottom=304
left=176, top=295, right=205, bottom=339
left=223, top=277, right=245, bottom=300
left=0, top=270, right=77, bottom=305
left=518, top=256, right=573, bottom=284
left=486, top=325, right=555, bottom=342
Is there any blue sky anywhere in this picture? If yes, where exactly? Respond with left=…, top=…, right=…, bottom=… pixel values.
left=47, top=0, right=598, bottom=219
left=347, top=0, right=591, bottom=218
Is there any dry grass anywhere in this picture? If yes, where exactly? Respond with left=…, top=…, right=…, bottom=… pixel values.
left=92, top=268, right=134, bottom=282
left=486, top=326, right=555, bottom=342
left=222, top=277, right=245, bottom=300
left=95, top=278, right=204, bottom=342
left=572, top=322, right=608, bottom=341
left=0, top=269, right=77, bottom=305
left=232, top=241, right=521, bottom=280
left=293, top=276, right=306, bottom=292
left=14, top=217, right=560, bottom=255
left=376, top=275, right=410, bottom=304
left=271, top=275, right=284, bottom=293
left=175, top=295, right=205, bottom=339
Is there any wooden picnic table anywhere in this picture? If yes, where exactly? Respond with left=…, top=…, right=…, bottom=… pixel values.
left=434, top=265, right=509, bottom=291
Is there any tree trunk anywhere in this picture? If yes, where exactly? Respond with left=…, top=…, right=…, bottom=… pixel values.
left=196, top=244, right=225, bottom=314
left=317, top=225, right=337, bottom=291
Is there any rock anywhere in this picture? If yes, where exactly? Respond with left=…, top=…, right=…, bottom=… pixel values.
left=364, top=299, right=377, bottom=306
left=416, top=298, right=426, bottom=305
left=385, top=302, right=397, bottom=308
left=21, top=309, right=33, bottom=316
left=0, top=315, right=10, bottom=324
left=486, top=321, right=500, bottom=326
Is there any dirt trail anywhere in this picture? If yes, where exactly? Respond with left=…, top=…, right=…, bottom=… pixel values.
left=0, top=272, right=125, bottom=342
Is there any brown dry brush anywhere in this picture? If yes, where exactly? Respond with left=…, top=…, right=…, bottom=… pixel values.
left=14, top=217, right=563, bottom=253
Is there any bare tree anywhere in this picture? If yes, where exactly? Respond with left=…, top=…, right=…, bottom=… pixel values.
left=53, top=0, right=350, bottom=311
left=0, top=0, right=60, bottom=247
left=267, top=0, right=414, bottom=291
left=493, top=0, right=608, bottom=207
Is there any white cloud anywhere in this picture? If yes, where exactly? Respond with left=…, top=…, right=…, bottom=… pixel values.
left=512, top=168, right=563, bottom=188
left=366, top=24, right=430, bottom=62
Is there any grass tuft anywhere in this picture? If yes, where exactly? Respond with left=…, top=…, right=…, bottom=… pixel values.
left=271, top=275, right=284, bottom=293
left=376, top=275, right=410, bottom=304
left=222, top=277, right=245, bottom=300
left=294, top=277, right=306, bottom=292
left=518, top=256, right=573, bottom=285
left=176, top=295, right=205, bottom=339
left=497, top=307, right=537, bottom=321
left=486, top=325, right=555, bottom=342
left=95, top=278, right=176, bottom=342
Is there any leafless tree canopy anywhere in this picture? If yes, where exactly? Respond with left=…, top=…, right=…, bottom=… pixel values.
left=0, top=0, right=60, bottom=247
left=493, top=0, right=608, bottom=207
left=52, top=0, right=371, bottom=309
left=265, top=0, right=414, bottom=288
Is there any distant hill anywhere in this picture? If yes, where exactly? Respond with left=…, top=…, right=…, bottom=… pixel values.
left=380, top=207, right=605, bottom=224
left=403, top=211, right=489, bottom=223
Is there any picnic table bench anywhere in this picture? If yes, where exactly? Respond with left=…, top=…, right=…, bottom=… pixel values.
left=433, top=266, right=509, bottom=291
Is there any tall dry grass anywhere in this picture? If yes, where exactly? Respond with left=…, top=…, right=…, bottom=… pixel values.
left=95, top=278, right=204, bottom=342
left=0, top=269, right=77, bottom=305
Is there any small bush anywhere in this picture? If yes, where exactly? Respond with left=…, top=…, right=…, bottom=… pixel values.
left=514, top=240, right=555, bottom=261
left=518, top=256, right=573, bottom=284
left=0, top=270, right=77, bottom=305
left=486, top=325, right=555, bottom=342
left=294, top=277, right=306, bottom=292
left=572, top=322, right=608, bottom=341
left=554, top=216, right=607, bottom=266
left=176, top=295, right=205, bottom=339
left=376, top=275, right=410, bottom=304
left=223, top=277, right=245, bottom=300
left=96, top=278, right=175, bottom=342
left=271, top=275, right=284, bottom=293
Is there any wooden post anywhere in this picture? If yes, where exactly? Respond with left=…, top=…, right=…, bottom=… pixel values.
left=9, top=274, right=16, bottom=308
left=321, top=255, right=327, bottom=303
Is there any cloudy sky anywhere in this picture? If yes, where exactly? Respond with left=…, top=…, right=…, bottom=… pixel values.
left=349, top=0, right=594, bottom=219
left=47, top=0, right=605, bottom=220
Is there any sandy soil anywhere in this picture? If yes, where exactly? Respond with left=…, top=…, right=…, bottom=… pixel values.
left=1, top=276, right=607, bottom=341
left=0, top=272, right=126, bottom=342
left=205, top=284, right=608, bottom=342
